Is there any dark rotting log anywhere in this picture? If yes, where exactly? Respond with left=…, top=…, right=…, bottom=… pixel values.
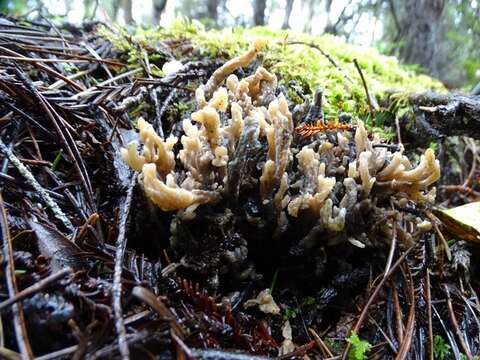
left=409, top=92, right=480, bottom=139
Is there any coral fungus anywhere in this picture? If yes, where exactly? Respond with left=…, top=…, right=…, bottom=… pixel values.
left=121, top=40, right=441, bottom=285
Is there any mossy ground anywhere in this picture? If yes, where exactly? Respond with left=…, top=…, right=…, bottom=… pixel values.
left=102, top=20, right=444, bottom=126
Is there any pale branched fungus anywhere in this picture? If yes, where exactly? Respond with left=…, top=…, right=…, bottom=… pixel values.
left=121, top=40, right=441, bottom=279
left=287, top=147, right=335, bottom=217
left=203, top=38, right=267, bottom=99
left=260, top=95, right=293, bottom=199
left=141, top=164, right=218, bottom=211
left=121, top=117, right=177, bottom=176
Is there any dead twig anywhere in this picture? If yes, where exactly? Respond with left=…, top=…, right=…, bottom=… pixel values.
left=309, top=327, right=334, bottom=358
left=395, top=266, right=415, bottom=360
left=143, top=51, right=164, bottom=138
left=286, top=41, right=354, bottom=84
left=392, top=282, right=404, bottom=344
left=425, top=210, right=451, bottom=262
left=112, top=173, right=137, bottom=360
left=384, top=219, right=397, bottom=277
left=425, top=270, right=434, bottom=360
left=443, top=285, right=473, bottom=359
left=353, top=58, right=379, bottom=117
left=0, top=193, right=34, bottom=359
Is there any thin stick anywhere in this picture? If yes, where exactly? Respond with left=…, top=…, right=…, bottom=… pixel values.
left=48, top=69, right=93, bottom=91
left=395, top=266, right=415, bottom=360
left=443, top=285, right=473, bottom=359
left=0, top=55, right=112, bottom=64
left=0, top=139, right=74, bottom=232
left=0, top=194, right=34, bottom=359
left=392, top=285, right=404, bottom=344
left=425, top=210, right=451, bottom=261
left=395, top=116, right=403, bottom=147
left=0, top=267, right=72, bottom=310
left=112, top=173, right=137, bottom=360
left=384, top=219, right=397, bottom=277
left=425, top=270, right=434, bottom=360
left=143, top=51, right=164, bottom=138
left=287, top=41, right=354, bottom=84
left=34, top=345, right=77, bottom=360
left=353, top=58, right=379, bottom=116
left=309, top=328, right=333, bottom=357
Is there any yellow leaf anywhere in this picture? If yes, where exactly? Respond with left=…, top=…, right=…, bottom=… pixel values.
left=434, top=202, right=480, bottom=244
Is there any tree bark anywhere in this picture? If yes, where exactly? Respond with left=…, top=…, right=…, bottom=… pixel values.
left=253, top=0, right=267, bottom=26
left=399, top=0, right=445, bottom=76
left=152, top=0, right=167, bottom=25
left=281, top=0, right=294, bottom=29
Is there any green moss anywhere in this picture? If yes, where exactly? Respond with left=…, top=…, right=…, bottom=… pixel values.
left=324, top=338, right=343, bottom=354
left=346, top=332, right=371, bottom=360
left=101, top=19, right=445, bottom=121
left=433, top=335, right=451, bottom=360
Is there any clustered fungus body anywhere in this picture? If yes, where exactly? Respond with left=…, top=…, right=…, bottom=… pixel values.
left=121, top=40, right=441, bottom=287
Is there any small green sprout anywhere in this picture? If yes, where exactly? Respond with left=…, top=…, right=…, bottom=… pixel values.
left=51, top=149, right=63, bottom=171
left=347, top=332, right=371, bottom=360
left=433, top=335, right=451, bottom=360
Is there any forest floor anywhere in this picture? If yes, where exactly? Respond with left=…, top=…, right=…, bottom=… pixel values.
left=0, top=16, right=480, bottom=360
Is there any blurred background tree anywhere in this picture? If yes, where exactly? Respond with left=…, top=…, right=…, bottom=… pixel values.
left=0, top=0, right=478, bottom=89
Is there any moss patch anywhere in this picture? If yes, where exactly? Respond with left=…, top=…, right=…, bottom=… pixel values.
left=102, top=20, right=444, bottom=121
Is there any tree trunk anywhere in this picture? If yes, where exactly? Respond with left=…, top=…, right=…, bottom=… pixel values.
left=281, top=0, right=294, bottom=29
left=83, top=0, right=94, bottom=20
left=152, top=0, right=167, bottom=25
left=253, top=0, right=267, bottom=26
left=303, top=0, right=315, bottom=33
left=207, top=0, right=220, bottom=25
left=399, top=0, right=445, bottom=76
left=122, top=0, right=133, bottom=24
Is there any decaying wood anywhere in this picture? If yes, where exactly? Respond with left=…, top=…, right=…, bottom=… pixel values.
left=410, top=92, right=480, bottom=139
